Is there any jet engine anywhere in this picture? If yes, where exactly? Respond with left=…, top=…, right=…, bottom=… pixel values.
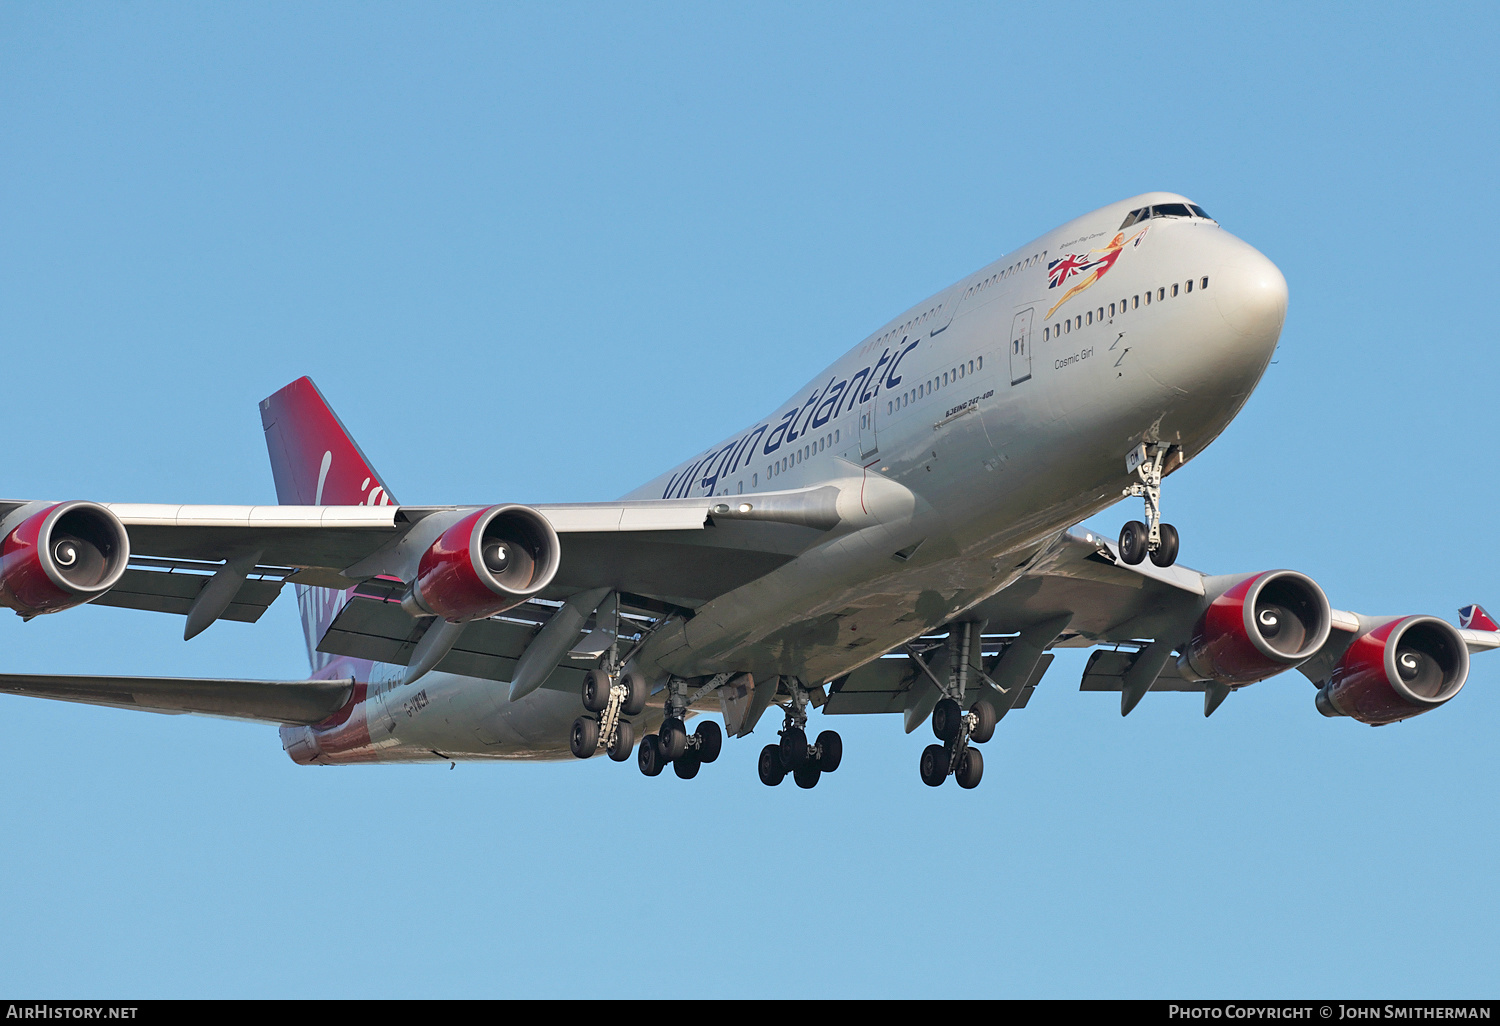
left=1178, top=570, right=1332, bottom=685
left=401, top=504, right=560, bottom=621
left=0, top=501, right=131, bottom=617
left=1316, top=616, right=1468, bottom=725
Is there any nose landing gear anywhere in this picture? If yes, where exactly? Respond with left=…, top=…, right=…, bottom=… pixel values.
left=1119, top=442, right=1181, bottom=568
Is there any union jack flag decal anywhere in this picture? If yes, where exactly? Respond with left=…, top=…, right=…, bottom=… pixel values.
left=1048, top=253, right=1095, bottom=289
left=1459, top=604, right=1498, bottom=631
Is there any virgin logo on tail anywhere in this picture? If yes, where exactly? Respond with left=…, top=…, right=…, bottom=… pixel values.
left=315, top=450, right=393, bottom=507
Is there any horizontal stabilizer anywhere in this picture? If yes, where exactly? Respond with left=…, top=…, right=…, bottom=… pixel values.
left=0, top=673, right=353, bottom=724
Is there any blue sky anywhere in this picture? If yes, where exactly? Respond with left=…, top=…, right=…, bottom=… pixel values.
left=2, top=2, right=1498, bottom=997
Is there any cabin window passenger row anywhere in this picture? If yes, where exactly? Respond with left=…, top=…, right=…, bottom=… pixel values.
left=1039, top=277, right=1209, bottom=341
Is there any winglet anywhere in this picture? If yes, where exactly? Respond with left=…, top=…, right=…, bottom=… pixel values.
left=1459, top=604, right=1498, bottom=631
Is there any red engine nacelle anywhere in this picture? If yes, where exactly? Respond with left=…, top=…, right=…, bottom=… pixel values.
left=401, top=504, right=560, bottom=621
left=1316, top=616, right=1469, bottom=725
left=0, top=501, right=131, bottom=617
left=1179, top=570, right=1332, bottom=685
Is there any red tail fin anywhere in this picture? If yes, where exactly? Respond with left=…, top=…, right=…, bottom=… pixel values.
left=261, top=377, right=396, bottom=676
left=260, top=377, right=397, bottom=507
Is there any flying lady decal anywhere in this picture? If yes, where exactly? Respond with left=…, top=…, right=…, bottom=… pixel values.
left=1045, top=226, right=1147, bottom=319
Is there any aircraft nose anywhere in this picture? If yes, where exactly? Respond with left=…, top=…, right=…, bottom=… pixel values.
left=1213, top=248, right=1288, bottom=343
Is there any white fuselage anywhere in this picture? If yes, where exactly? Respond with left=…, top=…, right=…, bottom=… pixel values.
left=285, top=191, right=1289, bottom=763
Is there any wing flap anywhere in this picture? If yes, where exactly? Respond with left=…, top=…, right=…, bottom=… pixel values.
left=88, top=563, right=286, bottom=623
left=1077, top=648, right=1204, bottom=692
left=315, top=582, right=590, bottom=692
left=0, top=674, right=353, bottom=723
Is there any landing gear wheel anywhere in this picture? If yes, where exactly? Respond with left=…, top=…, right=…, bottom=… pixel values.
left=607, top=719, right=635, bottom=762
left=694, top=720, right=723, bottom=763
left=955, top=747, right=984, bottom=789
left=757, top=744, right=786, bottom=786
left=569, top=716, right=599, bottom=759
left=816, top=730, right=843, bottom=772
left=659, top=717, right=687, bottom=761
left=793, top=762, right=822, bottom=789
left=1149, top=523, right=1179, bottom=568
left=969, top=701, right=997, bottom=744
left=1119, top=520, right=1149, bottom=565
left=919, top=744, right=948, bottom=787
left=674, top=752, right=702, bottom=780
left=931, top=697, right=963, bottom=741
left=620, top=672, right=648, bottom=717
left=638, top=734, right=665, bottom=776
left=582, top=669, right=612, bottom=712
left=779, top=725, right=808, bottom=770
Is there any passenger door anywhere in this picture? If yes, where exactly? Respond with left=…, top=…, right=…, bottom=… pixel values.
left=1008, top=308, right=1034, bottom=386
left=859, top=399, right=879, bottom=459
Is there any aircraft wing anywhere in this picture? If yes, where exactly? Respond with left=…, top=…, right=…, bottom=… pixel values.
left=0, top=492, right=833, bottom=626
left=824, top=528, right=1496, bottom=724
left=824, top=528, right=1211, bottom=720
left=0, top=673, right=353, bottom=724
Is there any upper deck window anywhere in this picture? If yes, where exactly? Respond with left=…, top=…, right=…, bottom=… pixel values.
left=1119, top=202, right=1213, bottom=229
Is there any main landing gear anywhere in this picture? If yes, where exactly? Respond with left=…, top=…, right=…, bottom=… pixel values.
left=919, top=621, right=995, bottom=789
left=757, top=677, right=842, bottom=789
left=636, top=677, right=724, bottom=779
left=569, top=668, right=648, bottom=762
left=1118, top=442, right=1180, bottom=568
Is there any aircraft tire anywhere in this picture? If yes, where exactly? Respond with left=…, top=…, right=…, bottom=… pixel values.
left=1150, top=523, right=1180, bottom=568
left=779, top=726, right=808, bottom=770
left=920, top=744, right=948, bottom=787
left=793, top=762, right=821, bottom=789
left=570, top=716, right=599, bottom=759
left=695, top=720, right=723, bottom=763
left=757, top=745, right=785, bottom=786
left=955, top=747, right=984, bottom=789
left=931, top=698, right=962, bottom=741
left=638, top=734, right=666, bottom=777
left=582, top=670, right=612, bottom=713
left=620, top=672, right=648, bottom=716
left=816, top=730, right=843, bottom=772
left=659, top=717, right=687, bottom=761
left=969, top=701, right=997, bottom=744
left=674, top=752, right=701, bottom=780
left=608, top=719, right=635, bottom=762
left=1119, top=521, right=1149, bottom=565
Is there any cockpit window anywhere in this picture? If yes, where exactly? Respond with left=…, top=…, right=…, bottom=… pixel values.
left=1119, top=202, right=1214, bottom=229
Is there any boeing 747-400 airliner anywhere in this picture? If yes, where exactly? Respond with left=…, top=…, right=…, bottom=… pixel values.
left=2, top=192, right=1492, bottom=789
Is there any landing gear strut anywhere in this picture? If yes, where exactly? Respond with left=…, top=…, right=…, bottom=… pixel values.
left=1119, top=442, right=1179, bottom=568
left=918, top=622, right=994, bottom=789
left=637, top=676, right=725, bottom=779
left=570, top=667, right=647, bottom=761
left=757, top=677, right=842, bottom=789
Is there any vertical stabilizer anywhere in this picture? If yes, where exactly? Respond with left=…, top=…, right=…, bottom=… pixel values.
left=260, top=377, right=397, bottom=507
left=260, top=377, right=397, bottom=673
